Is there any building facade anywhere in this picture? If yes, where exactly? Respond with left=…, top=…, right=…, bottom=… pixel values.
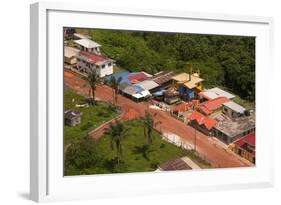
left=76, top=51, right=113, bottom=77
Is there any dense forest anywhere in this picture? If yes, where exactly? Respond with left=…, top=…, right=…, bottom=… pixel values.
left=76, top=29, right=255, bottom=102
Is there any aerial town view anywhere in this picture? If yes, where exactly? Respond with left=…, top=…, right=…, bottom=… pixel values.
left=63, top=28, right=255, bottom=176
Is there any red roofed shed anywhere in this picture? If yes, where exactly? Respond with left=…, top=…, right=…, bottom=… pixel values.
left=197, top=96, right=229, bottom=115
left=188, top=111, right=218, bottom=130
left=128, top=73, right=148, bottom=84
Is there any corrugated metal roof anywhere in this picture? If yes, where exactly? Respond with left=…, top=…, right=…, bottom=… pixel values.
left=135, top=80, right=159, bottom=90
left=207, top=87, right=235, bottom=99
left=197, top=97, right=229, bottom=115
left=223, top=101, right=246, bottom=113
left=74, top=38, right=101, bottom=48
left=64, top=46, right=80, bottom=58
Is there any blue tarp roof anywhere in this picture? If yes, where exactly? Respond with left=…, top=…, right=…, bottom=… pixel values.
left=153, top=89, right=166, bottom=96
left=105, top=71, right=134, bottom=85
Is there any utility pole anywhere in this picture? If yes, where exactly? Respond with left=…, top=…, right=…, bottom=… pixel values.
left=194, top=127, right=197, bottom=152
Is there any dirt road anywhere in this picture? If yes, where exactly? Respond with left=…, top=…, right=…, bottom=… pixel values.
left=64, top=70, right=252, bottom=168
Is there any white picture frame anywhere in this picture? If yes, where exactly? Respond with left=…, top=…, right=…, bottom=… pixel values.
left=30, top=2, right=274, bottom=202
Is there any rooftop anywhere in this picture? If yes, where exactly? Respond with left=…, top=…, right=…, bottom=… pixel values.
left=73, top=33, right=90, bottom=39
left=234, top=132, right=255, bottom=147
left=64, top=46, right=80, bottom=58
left=128, top=72, right=148, bottom=84
left=214, top=113, right=255, bottom=138
left=135, top=80, right=159, bottom=91
left=74, top=38, right=101, bottom=48
left=188, top=111, right=218, bottom=130
left=197, top=97, right=230, bottom=115
left=158, top=158, right=192, bottom=171
left=78, top=51, right=107, bottom=63
left=172, top=73, right=203, bottom=89
left=223, top=101, right=246, bottom=114
left=152, top=71, right=175, bottom=85
left=200, top=87, right=235, bottom=100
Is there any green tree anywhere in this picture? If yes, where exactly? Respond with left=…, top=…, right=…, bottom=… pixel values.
left=105, top=119, right=130, bottom=165
left=109, top=76, right=122, bottom=105
left=64, top=136, right=102, bottom=174
left=86, top=70, right=102, bottom=105
left=140, top=111, right=161, bottom=145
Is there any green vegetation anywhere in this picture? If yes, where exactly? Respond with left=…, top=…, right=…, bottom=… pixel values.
left=86, top=70, right=102, bottom=105
left=65, top=120, right=211, bottom=176
left=78, top=29, right=255, bottom=103
left=64, top=87, right=119, bottom=146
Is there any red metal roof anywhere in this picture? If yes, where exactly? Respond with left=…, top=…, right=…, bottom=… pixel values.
left=78, top=51, right=106, bottom=63
left=128, top=73, right=148, bottom=84
left=234, top=132, right=255, bottom=147
left=197, top=97, right=229, bottom=115
left=173, top=101, right=199, bottom=113
left=188, top=111, right=218, bottom=130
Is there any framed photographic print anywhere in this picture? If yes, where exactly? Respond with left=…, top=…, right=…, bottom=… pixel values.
left=30, top=2, right=274, bottom=202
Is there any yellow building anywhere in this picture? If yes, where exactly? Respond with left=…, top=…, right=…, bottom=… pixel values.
left=171, top=72, right=204, bottom=100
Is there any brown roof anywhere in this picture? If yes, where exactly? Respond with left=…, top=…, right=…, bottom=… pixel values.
left=159, top=158, right=192, bottom=171
left=152, top=71, right=175, bottom=85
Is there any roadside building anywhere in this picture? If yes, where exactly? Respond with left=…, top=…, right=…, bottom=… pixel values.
left=135, top=80, right=159, bottom=93
left=76, top=51, right=113, bottom=77
left=158, top=158, right=192, bottom=171
left=64, top=46, right=80, bottom=66
left=196, top=96, right=229, bottom=116
left=199, top=87, right=235, bottom=101
left=229, top=132, right=255, bottom=163
left=164, top=88, right=180, bottom=104
left=222, top=101, right=246, bottom=119
left=172, top=72, right=204, bottom=101
left=213, top=112, right=255, bottom=144
left=151, top=71, right=175, bottom=89
left=157, top=157, right=201, bottom=171
left=74, top=38, right=102, bottom=55
left=64, top=110, right=82, bottom=127
left=127, top=72, right=148, bottom=84
left=187, top=111, right=218, bottom=136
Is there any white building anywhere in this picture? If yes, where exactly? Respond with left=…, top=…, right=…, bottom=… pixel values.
left=76, top=51, right=113, bottom=77
left=199, top=87, right=235, bottom=100
left=64, top=46, right=80, bottom=65
left=74, top=38, right=101, bottom=55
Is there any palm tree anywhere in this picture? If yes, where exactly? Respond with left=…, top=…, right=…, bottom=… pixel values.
left=86, top=70, right=101, bottom=105
left=105, top=119, right=130, bottom=165
left=140, top=110, right=161, bottom=145
left=109, top=76, right=122, bottom=105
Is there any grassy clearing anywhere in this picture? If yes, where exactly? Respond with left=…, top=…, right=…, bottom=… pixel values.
left=64, top=86, right=119, bottom=146
left=65, top=120, right=211, bottom=176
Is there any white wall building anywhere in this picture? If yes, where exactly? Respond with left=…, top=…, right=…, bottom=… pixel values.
left=74, top=38, right=101, bottom=55
left=76, top=51, right=113, bottom=77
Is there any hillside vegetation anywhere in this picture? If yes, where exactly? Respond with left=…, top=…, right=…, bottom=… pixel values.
left=76, top=28, right=255, bottom=102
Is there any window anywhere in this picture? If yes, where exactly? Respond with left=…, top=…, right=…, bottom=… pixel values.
left=102, top=64, right=105, bottom=68
left=108, top=62, right=112, bottom=67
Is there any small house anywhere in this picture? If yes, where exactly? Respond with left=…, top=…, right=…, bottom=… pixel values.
left=172, top=72, right=204, bottom=101
left=64, top=110, right=82, bottom=126
left=222, top=101, right=246, bottom=119
left=187, top=111, right=218, bottom=136
left=74, top=38, right=102, bottom=55
left=213, top=112, right=255, bottom=144
left=64, top=46, right=80, bottom=66
left=229, top=132, right=255, bottom=163
left=76, top=51, right=113, bottom=77
left=196, top=96, right=229, bottom=116
left=199, top=87, right=235, bottom=101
